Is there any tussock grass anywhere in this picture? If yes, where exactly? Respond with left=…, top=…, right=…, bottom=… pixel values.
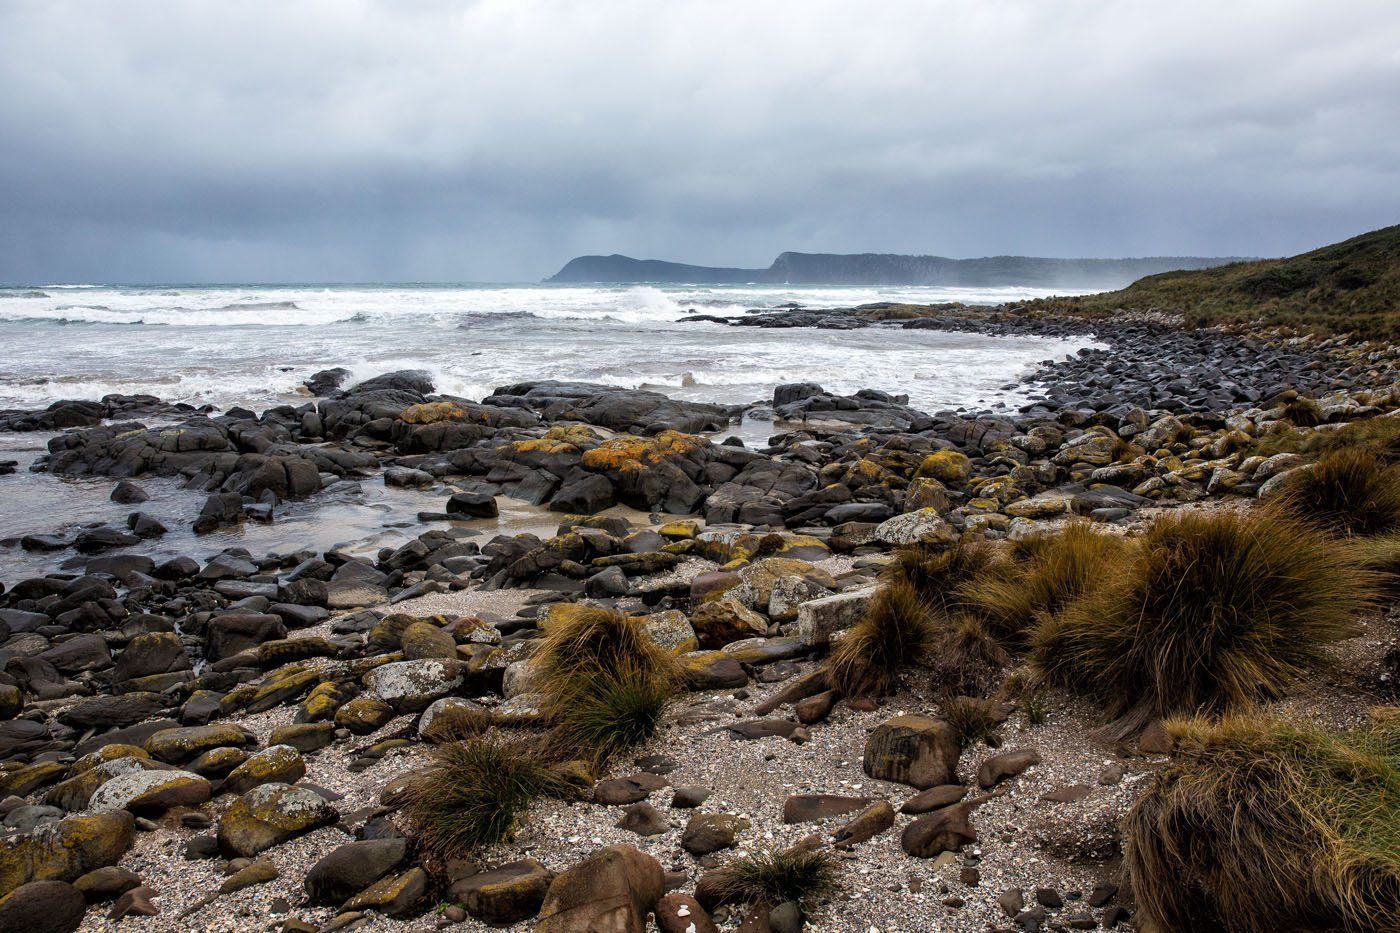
left=926, top=612, right=1010, bottom=698
left=826, top=577, right=937, bottom=697
left=708, top=845, right=839, bottom=908
left=534, top=604, right=678, bottom=765
left=969, top=522, right=1125, bottom=645
left=1271, top=447, right=1400, bottom=537
left=1283, top=396, right=1325, bottom=427
left=535, top=603, right=675, bottom=682
left=1254, top=413, right=1400, bottom=460
left=826, top=539, right=1008, bottom=697
left=545, top=660, right=674, bottom=766
left=886, top=538, right=1002, bottom=617
left=1353, top=533, right=1400, bottom=594
left=941, top=696, right=1001, bottom=748
left=402, top=734, right=573, bottom=859
left=1126, top=712, right=1400, bottom=933
left=1032, top=509, right=1370, bottom=739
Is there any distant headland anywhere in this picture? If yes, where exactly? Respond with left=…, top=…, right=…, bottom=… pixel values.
left=546, top=251, right=1250, bottom=289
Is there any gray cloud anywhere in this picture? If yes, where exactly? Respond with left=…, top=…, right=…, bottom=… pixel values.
left=1, top=0, right=1398, bottom=282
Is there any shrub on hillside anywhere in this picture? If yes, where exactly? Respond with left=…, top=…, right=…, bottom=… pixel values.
left=1032, top=509, right=1369, bottom=738
left=1126, top=712, right=1400, bottom=933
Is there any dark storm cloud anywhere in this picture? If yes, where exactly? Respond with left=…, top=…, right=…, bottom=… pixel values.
left=1, top=0, right=1398, bottom=283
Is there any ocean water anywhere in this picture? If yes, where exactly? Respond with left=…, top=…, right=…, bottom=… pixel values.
left=0, top=283, right=1100, bottom=582
left=0, top=283, right=1098, bottom=413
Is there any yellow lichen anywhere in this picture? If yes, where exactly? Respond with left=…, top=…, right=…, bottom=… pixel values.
left=580, top=430, right=704, bottom=472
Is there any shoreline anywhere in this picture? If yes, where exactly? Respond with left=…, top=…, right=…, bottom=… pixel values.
left=1, top=301, right=1397, bottom=932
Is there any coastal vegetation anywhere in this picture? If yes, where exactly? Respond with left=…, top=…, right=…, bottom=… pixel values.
left=1033, top=223, right=1400, bottom=338
left=1125, top=712, right=1400, bottom=933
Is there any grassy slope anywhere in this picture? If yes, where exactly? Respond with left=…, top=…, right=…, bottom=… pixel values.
left=1029, top=224, right=1400, bottom=338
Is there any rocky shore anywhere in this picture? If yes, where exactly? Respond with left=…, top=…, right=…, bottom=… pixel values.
left=1, top=302, right=1397, bottom=932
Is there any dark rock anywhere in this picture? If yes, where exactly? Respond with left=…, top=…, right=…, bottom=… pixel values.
left=305, top=838, right=409, bottom=904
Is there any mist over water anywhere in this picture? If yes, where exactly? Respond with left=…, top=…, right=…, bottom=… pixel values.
left=0, top=283, right=1097, bottom=414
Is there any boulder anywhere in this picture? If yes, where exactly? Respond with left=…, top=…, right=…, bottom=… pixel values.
left=0, top=811, right=135, bottom=897
left=863, top=715, right=960, bottom=790
left=0, top=880, right=86, bottom=933
left=977, top=749, right=1042, bottom=789
left=796, top=586, right=875, bottom=647
left=112, top=629, right=193, bottom=683
left=363, top=658, right=467, bottom=712
left=873, top=508, right=956, bottom=546
left=87, top=768, right=211, bottom=814
left=535, top=844, right=663, bottom=933
left=144, top=723, right=253, bottom=764
left=305, top=837, right=408, bottom=904
left=901, top=801, right=978, bottom=858
left=689, top=597, right=768, bottom=649
left=221, top=745, right=306, bottom=796
left=341, top=866, right=427, bottom=917
left=451, top=858, right=555, bottom=926
left=216, top=783, right=338, bottom=857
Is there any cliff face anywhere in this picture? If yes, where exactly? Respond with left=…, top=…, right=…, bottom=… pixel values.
left=547, top=251, right=1247, bottom=288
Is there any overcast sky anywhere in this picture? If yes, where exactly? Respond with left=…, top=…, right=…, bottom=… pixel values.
left=1, top=0, right=1397, bottom=284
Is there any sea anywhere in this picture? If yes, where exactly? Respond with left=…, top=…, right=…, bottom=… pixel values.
left=0, top=282, right=1100, bottom=582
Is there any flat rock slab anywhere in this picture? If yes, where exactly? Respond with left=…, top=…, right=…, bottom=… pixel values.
left=782, top=794, right=875, bottom=824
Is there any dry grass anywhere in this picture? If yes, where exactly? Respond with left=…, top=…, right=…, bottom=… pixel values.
left=1283, top=396, right=1325, bottom=427
left=1254, top=413, right=1400, bottom=461
left=1353, top=534, right=1400, bottom=594
left=827, top=539, right=1009, bottom=698
left=826, top=577, right=937, bottom=697
left=926, top=612, right=1011, bottom=698
left=534, top=603, right=678, bottom=765
left=886, top=538, right=1002, bottom=616
left=969, top=522, right=1125, bottom=646
left=1126, top=711, right=1400, bottom=933
left=401, top=734, right=574, bottom=860
left=1032, top=509, right=1371, bottom=739
left=1271, top=447, right=1400, bottom=537
left=535, top=603, right=676, bottom=683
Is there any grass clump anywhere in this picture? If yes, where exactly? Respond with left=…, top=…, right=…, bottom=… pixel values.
left=889, top=538, right=1002, bottom=616
left=545, top=660, right=674, bottom=765
left=969, top=522, right=1125, bottom=646
left=1283, top=395, right=1325, bottom=427
left=1353, top=534, right=1400, bottom=594
left=1255, top=413, right=1400, bottom=461
left=826, top=577, right=937, bottom=697
left=707, top=845, right=839, bottom=908
left=1271, top=446, right=1400, bottom=537
left=827, top=539, right=1005, bottom=698
left=941, top=696, right=1002, bottom=748
left=1032, top=509, right=1369, bottom=738
left=534, top=604, right=678, bottom=766
left=1126, top=711, right=1400, bottom=933
left=402, top=734, right=573, bottom=860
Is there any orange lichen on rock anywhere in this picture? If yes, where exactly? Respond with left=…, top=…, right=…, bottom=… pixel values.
left=580, top=430, right=705, bottom=473
left=398, top=402, right=469, bottom=425
left=506, top=425, right=600, bottom=455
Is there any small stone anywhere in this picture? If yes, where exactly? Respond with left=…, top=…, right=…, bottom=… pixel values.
left=616, top=802, right=669, bottom=837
